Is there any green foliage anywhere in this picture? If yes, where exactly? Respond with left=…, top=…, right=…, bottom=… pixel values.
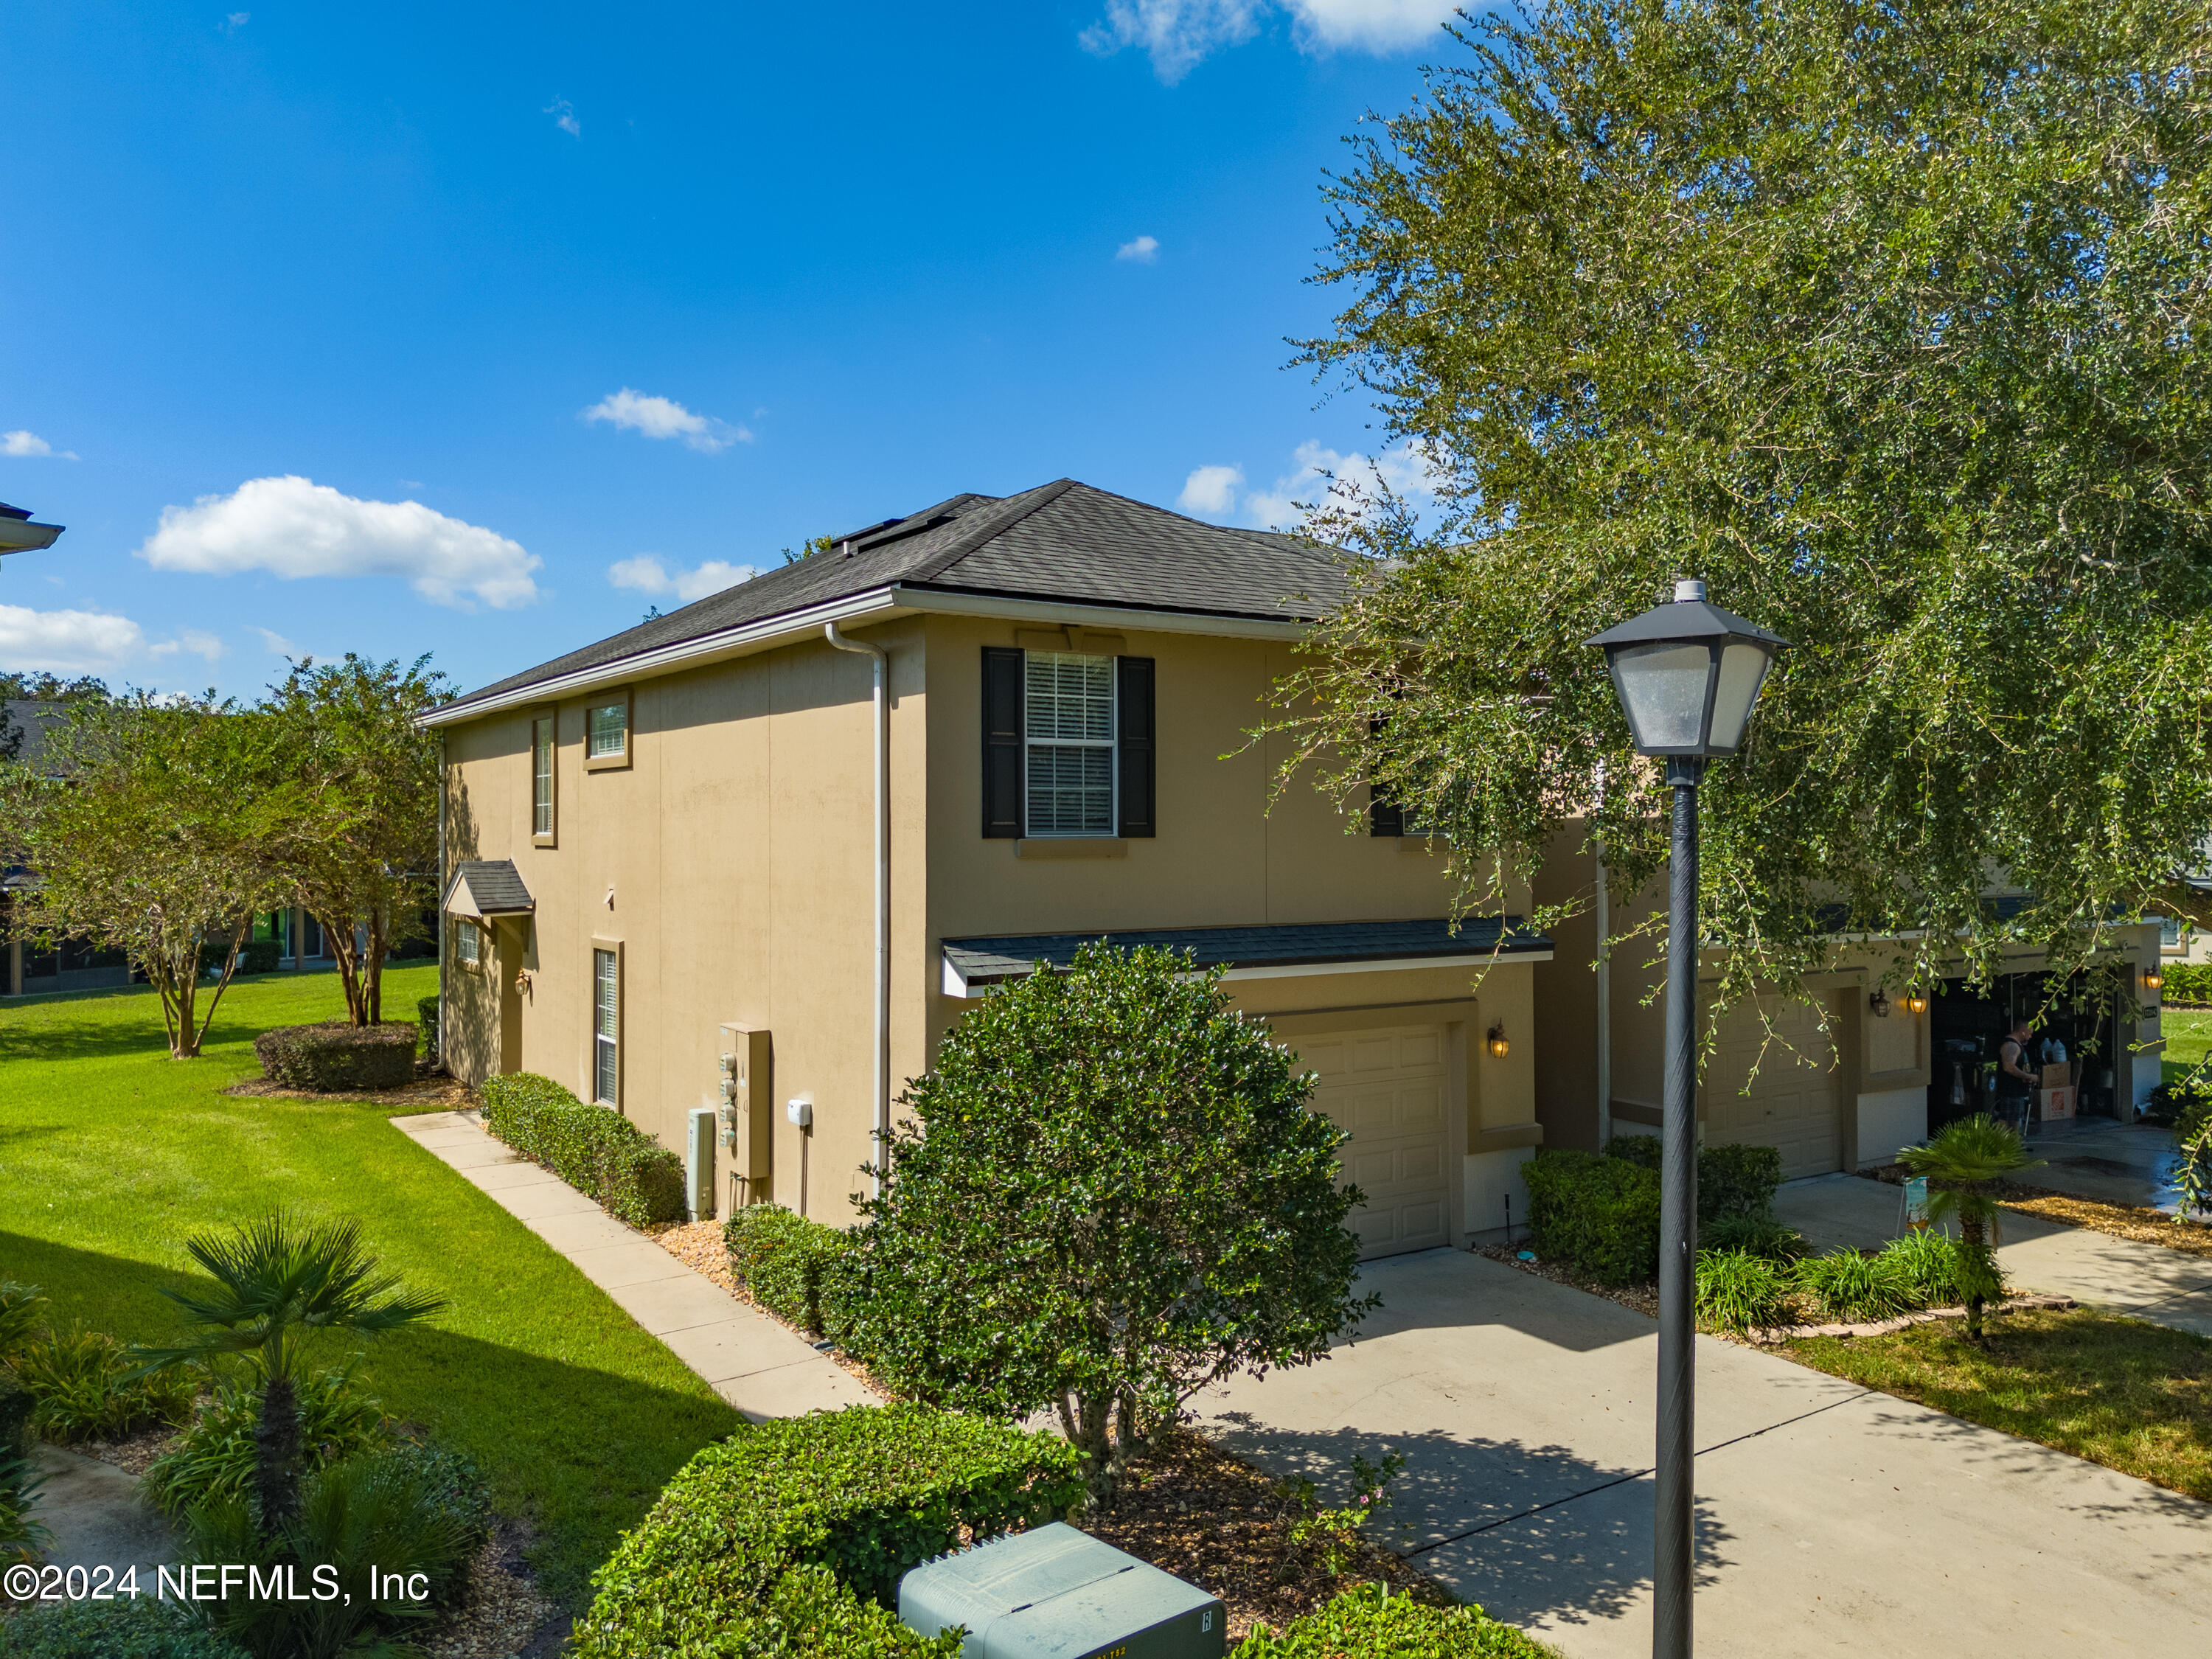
left=0, top=1372, right=32, bottom=1461
left=415, top=994, right=439, bottom=1062
left=1231, top=1582, right=1551, bottom=1659
left=250, top=1022, right=417, bottom=1092
left=1275, top=1451, right=1406, bottom=1582
left=2157, top=964, right=2212, bottom=1006
left=724, top=1205, right=857, bottom=1337
left=0, top=1445, right=50, bottom=1565
left=10, top=1329, right=197, bottom=1443
left=1270, top=0, right=2212, bottom=1016
left=479, top=1072, right=686, bottom=1226
left=573, top=1554, right=964, bottom=1659
left=1880, top=1231, right=1972, bottom=1308
left=2174, top=1118, right=2212, bottom=1226
left=1698, top=1216, right=1806, bottom=1261
left=142, top=1367, right=390, bottom=1519
left=0, top=1597, right=248, bottom=1659
left=179, top=1444, right=484, bottom=1659
left=1898, top=1115, right=2039, bottom=1335
left=846, top=943, right=1371, bottom=1493
left=586, top=1406, right=1086, bottom=1613
left=1795, top=1251, right=1919, bottom=1324
left=1603, top=1137, right=1781, bottom=1225
left=1694, top=1249, right=1796, bottom=1336
left=1523, top=1151, right=1662, bottom=1286
left=0, top=1281, right=45, bottom=1360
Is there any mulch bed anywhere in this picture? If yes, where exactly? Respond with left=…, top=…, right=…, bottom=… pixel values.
left=1083, top=1430, right=1456, bottom=1642
left=70, top=1424, right=183, bottom=1478
left=1473, top=1242, right=1658, bottom=1319
left=1855, top=1164, right=2212, bottom=1259
left=225, top=1074, right=469, bottom=1107
left=416, top=1525, right=557, bottom=1659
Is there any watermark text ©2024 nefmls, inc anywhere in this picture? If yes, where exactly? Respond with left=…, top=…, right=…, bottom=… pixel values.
left=3, top=1561, right=430, bottom=1606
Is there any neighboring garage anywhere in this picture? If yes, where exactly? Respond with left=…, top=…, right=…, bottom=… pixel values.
left=1701, top=993, right=1843, bottom=1180
left=1284, top=1021, right=1453, bottom=1259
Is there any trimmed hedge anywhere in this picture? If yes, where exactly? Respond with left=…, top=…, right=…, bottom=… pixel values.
left=1604, top=1135, right=1783, bottom=1225
left=584, top=1405, right=1087, bottom=1613
left=417, top=994, right=440, bottom=1062
left=2157, top=961, right=2212, bottom=1005
left=479, top=1072, right=686, bottom=1226
left=1233, top=1583, right=1551, bottom=1659
left=1524, top=1150, right=1662, bottom=1285
left=253, top=1022, right=418, bottom=1092
left=574, top=1553, right=960, bottom=1659
left=725, top=1204, right=858, bottom=1337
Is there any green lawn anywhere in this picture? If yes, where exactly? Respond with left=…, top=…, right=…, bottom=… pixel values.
left=0, top=967, right=738, bottom=1603
left=2163, top=1006, right=2212, bottom=1085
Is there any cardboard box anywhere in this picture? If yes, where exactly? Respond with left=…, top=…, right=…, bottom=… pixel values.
left=2037, top=1085, right=2076, bottom=1121
left=2039, top=1063, right=2070, bottom=1089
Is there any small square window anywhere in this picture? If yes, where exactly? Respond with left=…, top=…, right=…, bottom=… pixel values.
left=453, top=920, right=481, bottom=967
left=588, top=702, right=627, bottom=759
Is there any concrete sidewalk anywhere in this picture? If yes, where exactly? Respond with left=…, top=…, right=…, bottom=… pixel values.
left=1194, top=1249, right=2210, bottom=1658
left=1777, top=1173, right=2212, bottom=1336
left=390, top=1110, right=874, bottom=1420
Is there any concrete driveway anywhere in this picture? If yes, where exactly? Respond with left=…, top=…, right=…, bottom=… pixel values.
left=1193, top=1250, right=2210, bottom=1658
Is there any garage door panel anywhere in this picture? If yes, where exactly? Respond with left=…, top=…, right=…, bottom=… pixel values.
left=1704, top=998, right=1840, bottom=1181
left=1291, top=1022, right=1453, bottom=1261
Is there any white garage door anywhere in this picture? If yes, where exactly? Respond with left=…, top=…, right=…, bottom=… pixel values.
left=1704, top=995, right=1840, bottom=1180
left=1293, top=1023, right=1452, bottom=1260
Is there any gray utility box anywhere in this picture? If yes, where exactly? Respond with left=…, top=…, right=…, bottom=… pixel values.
left=900, top=1523, right=1224, bottom=1659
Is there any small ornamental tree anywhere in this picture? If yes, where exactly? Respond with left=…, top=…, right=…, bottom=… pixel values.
left=848, top=942, right=1375, bottom=1498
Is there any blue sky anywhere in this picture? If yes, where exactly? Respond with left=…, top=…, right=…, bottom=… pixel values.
left=0, top=1, right=1455, bottom=698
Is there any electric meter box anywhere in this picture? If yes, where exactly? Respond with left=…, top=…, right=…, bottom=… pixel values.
left=899, top=1523, right=1223, bottom=1659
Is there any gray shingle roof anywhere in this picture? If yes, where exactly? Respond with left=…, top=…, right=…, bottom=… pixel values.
left=439, top=480, right=1351, bottom=717
left=941, top=916, right=1551, bottom=991
left=443, top=860, right=534, bottom=917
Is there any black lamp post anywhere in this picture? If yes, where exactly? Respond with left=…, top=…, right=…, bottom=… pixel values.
left=1587, top=579, right=1787, bottom=1659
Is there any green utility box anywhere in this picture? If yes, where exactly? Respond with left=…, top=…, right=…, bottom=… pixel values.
left=899, top=1523, right=1224, bottom=1659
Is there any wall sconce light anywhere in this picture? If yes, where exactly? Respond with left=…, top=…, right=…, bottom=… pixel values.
left=1869, top=988, right=1891, bottom=1018
left=1486, top=1023, right=1510, bottom=1059
left=1904, top=990, right=1928, bottom=1015
left=2143, top=967, right=2165, bottom=992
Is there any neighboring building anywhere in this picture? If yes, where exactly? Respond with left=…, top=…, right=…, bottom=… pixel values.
left=426, top=479, right=1554, bottom=1252
left=1531, top=842, right=2165, bottom=1172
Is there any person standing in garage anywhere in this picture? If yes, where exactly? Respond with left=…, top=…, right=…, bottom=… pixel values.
left=1994, top=1015, right=2038, bottom=1135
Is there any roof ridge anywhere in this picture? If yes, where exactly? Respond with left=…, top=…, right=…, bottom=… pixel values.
left=904, top=479, right=1079, bottom=584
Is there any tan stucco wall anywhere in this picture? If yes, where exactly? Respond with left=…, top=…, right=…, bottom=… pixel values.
left=441, top=611, right=1538, bottom=1228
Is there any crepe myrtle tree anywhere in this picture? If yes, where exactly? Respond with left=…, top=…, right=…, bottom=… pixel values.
left=847, top=942, right=1375, bottom=1498
left=0, top=692, right=290, bottom=1057
left=1270, top=0, right=2212, bottom=1020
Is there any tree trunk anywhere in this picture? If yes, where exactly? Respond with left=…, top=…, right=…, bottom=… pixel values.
left=1960, top=1216, right=1987, bottom=1339
left=169, top=945, right=202, bottom=1059
left=364, top=908, right=386, bottom=1024
left=255, top=1370, right=303, bottom=1534
left=187, top=914, right=254, bottom=1057
left=316, top=910, right=367, bottom=1026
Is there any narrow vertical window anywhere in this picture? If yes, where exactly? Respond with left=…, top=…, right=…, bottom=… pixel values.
left=532, top=716, right=556, bottom=839
left=1024, top=653, right=1116, bottom=836
left=453, top=920, right=481, bottom=967
left=594, top=947, right=619, bottom=1105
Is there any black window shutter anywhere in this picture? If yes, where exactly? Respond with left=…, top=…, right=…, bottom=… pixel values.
left=1116, top=656, right=1155, bottom=838
left=982, top=647, right=1024, bottom=838
left=1369, top=782, right=1404, bottom=837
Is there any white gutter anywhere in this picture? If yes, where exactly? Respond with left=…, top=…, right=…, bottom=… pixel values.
left=420, top=585, right=1312, bottom=728
left=824, top=618, right=890, bottom=1200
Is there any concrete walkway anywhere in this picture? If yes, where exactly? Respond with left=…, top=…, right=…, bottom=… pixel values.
left=1194, top=1249, right=2211, bottom=1658
left=24, top=1445, right=178, bottom=1582
left=1776, top=1173, right=2212, bottom=1336
left=390, top=1110, right=874, bottom=1419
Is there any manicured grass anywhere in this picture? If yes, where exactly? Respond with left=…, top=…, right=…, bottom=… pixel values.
left=2162, top=1006, right=2212, bottom=1084
left=0, top=968, right=738, bottom=1603
left=1784, top=1308, right=2212, bottom=1500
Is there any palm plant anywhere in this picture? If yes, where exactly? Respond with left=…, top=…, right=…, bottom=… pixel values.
left=133, top=1214, right=444, bottom=1533
left=1896, top=1116, right=2041, bottom=1338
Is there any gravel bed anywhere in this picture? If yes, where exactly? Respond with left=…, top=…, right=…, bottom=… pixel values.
left=72, top=1425, right=183, bottom=1478
left=415, top=1528, right=557, bottom=1659
left=1473, top=1242, right=1658, bottom=1318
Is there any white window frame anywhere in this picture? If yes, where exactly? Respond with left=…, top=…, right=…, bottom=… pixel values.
left=585, top=689, right=632, bottom=772
left=592, top=944, right=621, bottom=1106
left=532, top=714, right=557, bottom=844
left=1023, top=651, right=1117, bottom=838
left=453, top=919, right=482, bottom=969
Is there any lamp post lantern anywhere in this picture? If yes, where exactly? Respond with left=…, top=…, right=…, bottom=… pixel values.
left=1587, top=579, right=1787, bottom=1659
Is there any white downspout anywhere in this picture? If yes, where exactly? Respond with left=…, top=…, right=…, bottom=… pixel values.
left=824, top=619, right=890, bottom=1200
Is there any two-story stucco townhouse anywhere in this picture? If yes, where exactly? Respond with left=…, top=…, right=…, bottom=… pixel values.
left=425, top=479, right=1555, bottom=1255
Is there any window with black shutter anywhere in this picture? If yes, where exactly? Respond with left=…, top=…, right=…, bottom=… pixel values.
left=981, top=647, right=1025, bottom=837
left=1116, top=655, right=1155, bottom=838
left=982, top=646, right=1158, bottom=838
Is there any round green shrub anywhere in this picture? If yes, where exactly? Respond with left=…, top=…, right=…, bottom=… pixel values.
left=1232, top=1582, right=1549, bottom=1659
left=1879, top=1230, right=1976, bottom=1307
left=251, top=1023, right=418, bottom=1092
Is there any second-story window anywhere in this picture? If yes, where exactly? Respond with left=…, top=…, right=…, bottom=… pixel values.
left=587, top=700, right=627, bottom=759
left=1025, top=653, right=1115, bottom=836
left=532, top=716, right=555, bottom=840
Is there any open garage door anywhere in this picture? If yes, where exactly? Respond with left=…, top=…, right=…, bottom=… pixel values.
left=1704, top=995, right=1840, bottom=1180
left=1290, top=1023, right=1452, bottom=1259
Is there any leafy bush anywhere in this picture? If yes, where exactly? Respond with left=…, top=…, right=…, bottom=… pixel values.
left=1879, top=1231, right=1963, bottom=1306
left=251, top=1022, right=417, bottom=1092
left=143, top=1368, right=389, bottom=1519
left=846, top=942, right=1372, bottom=1494
left=2157, top=962, right=2212, bottom=1006
left=573, top=1553, right=962, bottom=1659
left=1523, top=1150, right=1661, bottom=1285
left=179, top=1445, right=484, bottom=1659
left=587, top=1405, right=1086, bottom=1612
left=1, top=1445, right=50, bottom=1566
left=416, top=994, right=439, bottom=1062
left=1795, top=1251, right=1919, bottom=1323
left=1231, top=1582, right=1551, bottom=1659
left=1604, top=1136, right=1781, bottom=1224
left=725, top=1204, right=858, bottom=1336
left=237, top=940, right=281, bottom=976
left=10, top=1329, right=197, bottom=1443
left=479, top=1072, right=686, bottom=1226
left=0, top=1281, right=48, bottom=1360
left=0, top=1373, right=32, bottom=1461
left=1698, top=1215, right=1806, bottom=1260
left=1694, top=1248, right=1797, bottom=1335
left=0, top=1596, right=249, bottom=1658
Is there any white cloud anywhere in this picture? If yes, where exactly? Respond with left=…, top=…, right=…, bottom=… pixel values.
left=223, top=10, right=249, bottom=31
left=252, top=626, right=297, bottom=657
left=149, top=629, right=226, bottom=663
left=544, top=97, right=580, bottom=137
left=1116, top=234, right=1161, bottom=264
left=1178, top=464, right=1245, bottom=518
left=581, top=388, right=750, bottom=453
left=0, top=605, right=144, bottom=672
left=138, top=476, right=541, bottom=610
left=1082, top=0, right=1452, bottom=79
left=608, top=554, right=756, bottom=605
left=3, top=430, right=77, bottom=460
